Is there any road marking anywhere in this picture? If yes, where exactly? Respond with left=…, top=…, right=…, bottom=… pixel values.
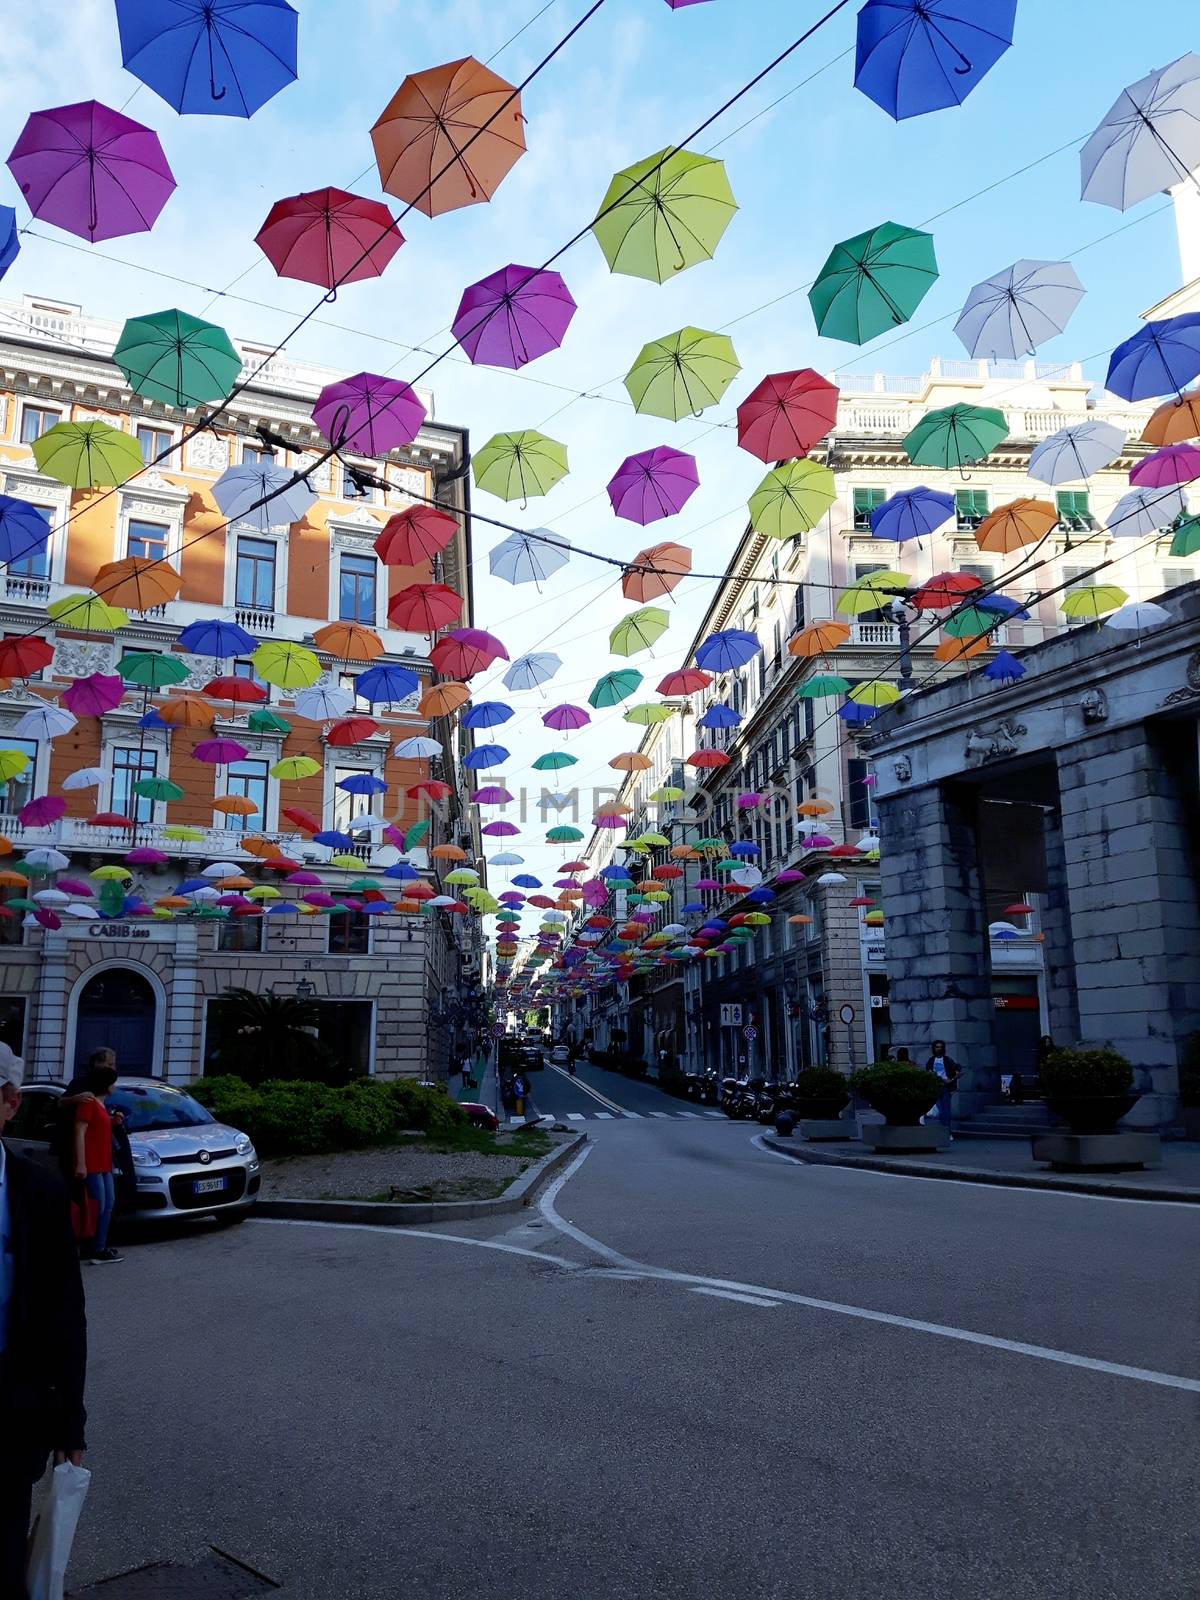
left=254, top=1217, right=579, bottom=1270
left=593, top=1111, right=614, bottom=1120
left=702, top=1110, right=725, bottom=1118
left=647, top=1111, right=670, bottom=1119
left=565, top=1113, right=586, bottom=1121
left=619, top=1111, right=643, bottom=1118
left=676, top=1111, right=702, bottom=1118
left=545, top=1062, right=627, bottom=1114
left=691, top=1286, right=780, bottom=1308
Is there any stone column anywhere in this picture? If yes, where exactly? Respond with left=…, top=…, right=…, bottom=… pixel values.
left=877, top=781, right=998, bottom=1111
left=1038, top=809, right=1080, bottom=1047
left=164, top=924, right=200, bottom=1083
left=28, top=932, right=70, bottom=1080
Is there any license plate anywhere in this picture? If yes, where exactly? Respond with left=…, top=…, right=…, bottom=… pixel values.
left=193, top=1176, right=227, bottom=1195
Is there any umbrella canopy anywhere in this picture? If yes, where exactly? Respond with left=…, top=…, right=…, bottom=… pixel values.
left=870, top=486, right=954, bottom=543
left=623, top=543, right=692, bottom=602
left=789, top=620, right=850, bottom=657
left=270, top=756, right=321, bottom=780
left=371, top=57, right=526, bottom=218
left=748, top=459, right=836, bottom=539
left=854, top=0, right=1016, bottom=120
left=193, top=738, right=248, bottom=765
left=214, top=463, right=316, bottom=531
left=326, top=713, right=379, bottom=744
left=131, top=777, right=184, bottom=803
left=291, top=685, right=353, bottom=721
left=1081, top=53, right=1200, bottom=211
left=1027, top=419, right=1126, bottom=484
left=532, top=751, right=577, bottom=772
left=356, top=663, right=420, bottom=704
left=974, top=498, right=1058, bottom=554
left=488, top=530, right=571, bottom=586
left=113, top=308, right=241, bottom=408
left=430, top=629, right=507, bottom=679
left=657, top=668, right=710, bottom=695
left=503, top=652, right=560, bottom=691
left=736, top=369, right=839, bottom=463
left=387, top=582, right=462, bottom=633
left=13, top=704, right=76, bottom=740
left=62, top=673, right=125, bottom=716
left=7, top=100, right=175, bottom=243
left=625, top=704, right=673, bottom=726
left=0, top=205, right=18, bottom=280
left=62, top=766, right=105, bottom=791
left=177, top=619, right=257, bottom=658
left=1106, top=315, right=1200, bottom=402
left=1061, top=585, right=1128, bottom=620
left=375, top=505, right=457, bottom=566
left=251, top=641, right=321, bottom=689
left=904, top=404, right=1007, bottom=470
left=944, top=607, right=1001, bottom=640
left=1170, top=516, right=1200, bottom=557
left=1143, top=392, right=1200, bottom=447
left=93, top=557, right=181, bottom=612
left=1105, top=600, right=1172, bottom=631
left=255, top=186, right=403, bottom=289
left=115, top=0, right=298, bottom=117
left=697, top=704, right=740, bottom=729
left=462, top=702, right=513, bottom=730
left=1108, top=485, right=1188, bottom=538
left=610, top=607, right=669, bottom=658
left=624, top=327, right=740, bottom=420
left=313, top=622, right=384, bottom=661
left=20, top=797, right=67, bottom=827
left=911, top=573, right=982, bottom=610
left=473, top=432, right=568, bottom=503
left=607, top=447, right=699, bottom=525
left=0, top=750, right=31, bottom=783
left=312, top=372, right=425, bottom=454
left=809, top=222, right=938, bottom=344
left=32, top=421, right=143, bottom=488
left=418, top=685, right=468, bottom=718
left=589, top=670, right=642, bottom=708
left=0, top=495, right=51, bottom=569
left=204, top=675, right=266, bottom=704
left=954, top=260, right=1085, bottom=359
left=981, top=650, right=1026, bottom=682
left=591, top=146, right=737, bottom=283
left=1131, top=444, right=1200, bottom=488
left=695, top=630, right=760, bottom=672
left=453, top=264, right=576, bottom=368
left=157, top=695, right=212, bottom=728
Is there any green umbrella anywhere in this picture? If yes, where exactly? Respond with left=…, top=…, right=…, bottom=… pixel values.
left=247, top=708, right=292, bottom=735
left=46, top=593, right=129, bottom=631
left=1061, top=585, right=1127, bottom=620
left=131, top=777, right=184, bottom=802
left=943, top=606, right=998, bottom=639
left=546, top=826, right=584, bottom=843
left=1170, top=515, right=1200, bottom=557
left=589, top=669, right=643, bottom=708
left=113, top=308, right=242, bottom=409
left=118, top=651, right=190, bottom=689
left=32, top=421, right=143, bottom=488
left=591, top=147, right=737, bottom=284
left=624, top=327, right=741, bottom=421
left=473, top=431, right=569, bottom=503
left=749, top=459, right=837, bottom=539
left=797, top=673, right=851, bottom=699
left=625, top=703, right=673, bottom=725
left=904, top=405, right=1008, bottom=471
left=609, top=606, right=669, bottom=657
left=405, top=818, right=430, bottom=848
left=808, top=221, right=938, bottom=345
left=532, top=751, right=578, bottom=771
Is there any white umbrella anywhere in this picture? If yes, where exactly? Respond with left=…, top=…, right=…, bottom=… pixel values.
left=488, top=530, right=571, bottom=587
left=392, top=736, right=442, bottom=759
left=65, top=903, right=96, bottom=919
left=33, top=888, right=70, bottom=905
left=213, top=463, right=317, bottom=532
left=345, top=812, right=381, bottom=832
left=427, top=895, right=457, bottom=907
left=502, top=651, right=561, bottom=691
left=202, top=860, right=246, bottom=879
left=1081, top=53, right=1200, bottom=211
left=13, top=704, right=77, bottom=740
left=489, top=852, right=524, bottom=866
left=816, top=872, right=847, bottom=885
left=183, top=885, right=220, bottom=903
left=1105, top=600, right=1172, bottom=629
left=1107, top=485, right=1188, bottom=537
left=61, top=766, right=105, bottom=791
left=23, top=847, right=70, bottom=870
left=373, top=845, right=402, bottom=867
left=1027, top=420, right=1125, bottom=485
left=294, top=685, right=353, bottom=720
left=660, top=923, right=686, bottom=936
left=954, top=261, right=1085, bottom=359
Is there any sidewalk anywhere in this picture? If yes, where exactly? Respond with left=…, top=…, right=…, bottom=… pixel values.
left=762, top=1131, right=1200, bottom=1202
left=452, top=1050, right=498, bottom=1113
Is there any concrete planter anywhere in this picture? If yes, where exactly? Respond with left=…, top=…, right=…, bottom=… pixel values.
left=800, top=1117, right=857, bottom=1142
left=1044, top=1092, right=1140, bottom=1135
left=1032, top=1132, right=1162, bottom=1172
left=861, top=1123, right=949, bottom=1153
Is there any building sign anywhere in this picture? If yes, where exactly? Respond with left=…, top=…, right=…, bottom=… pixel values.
left=87, top=923, right=151, bottom=939
left=993, top=994, right=1039, bottom=1010
left=719, top=1003, right=743, bottom=1027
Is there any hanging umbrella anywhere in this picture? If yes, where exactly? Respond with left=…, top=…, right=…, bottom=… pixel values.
left=293, top=685, right=353, bottom=720
left=912, top=573, right=982, bottom=610
left=255, top=186, right=403, bottom=289
left=589, top=670, right=642, bottom=708
left=453, top=264, right=576, bottom=368
left=1142, top=392, right=1200, bottom=447
left=157, top=695, right=212, bottom=728
left=431, top=629, right=507, bottom=678
left=7, top=100, right=175, bottom=243
left=205, top=675, right=266, bottom=705
left=1107, top=486, right=1187, bottom=538
left=462, top=702, right=514, bottom=731
left=1131, top=443, right=1200, bottom=488
left=375, top=504, right=457, bottom=565
left=20, top=797, right=67, bottom=828
left=748, top=459, right=836, bottom=539
left=62, top=766, right=105, bottom=791
left=1027, top=419, right=1126, bottom=484
left=13, top=704, right=76, bottom=739
left=607, top=448, right=699, bottom=525
left=313, top=621, right=384, bottom=661
left=809, top=222, right=938, bottom=344
left=113, top=308, right=241, bottom=408
left=270, top=756, right=321, bottom=781
left=610, top=607, right=669, bottom=657
left=954, top=260, right=1085, bottom=359
left=867, top=486, right=954, bottom=544
left=982, top=650, right=1025, bottom=682
left=252, top=641, right=321, bottom=689
left=695, top=630, right=760, bottom=672
left=1081, top=54, right=1200, bottom=211
left=372, top=57, right=526, bottom=217
left=115, top=652, right=189, bottom=693
left=0, top=496, right=51, bottom=568
left=657, top=668, right=710, bottom=695
left=624, top=327, right=740, bottom=420
left=944, top=607, right=1000, bottom=640
left=32, top=421, right=143, bottom=488
left=0, top=205, right=18, bottom=280
left=798, top=674, right=851, bottom=699
left=736, top=369, right=838, bottom=462
left=696, top=704, right=740, bottom=729
left=45, top=594, right=129, bottom=634
left=473, top=432, right=568, bottom=502
left=214, top=462, right=316, bottom=533
left=337, top=773, right=387, bottom=796
left=623, top=543, right=692, bottom=602
left=1170, top=516, right=1200, bottom=557
left=788, top=621, right=851, bottom=657
left=115, top=0, right=298, bottom=117
left=463, top=744, right=509, bottom=770
left=419, top=686, right=468, bottom=720
left=591, top=146, right=736, bottom=283
left=1061, top=585, right=1128, bottom=621
left=387, top=582, right=463, bottom=633
left=356, top=663, right=420, bottom=704
left=1105, top=600, right=1172, bottom=630
left=503, top=652, right=560, bottom=691
left=62, top=673, right=125, bottom=716
left=625, top=704, right=673, bottom=726
left=312, top=372, right=425, bottom=454
left=974, top=498, right=1059, bottom=554
left=92, top=557, right=181, bottom=611
left=533, top=752, right=577, bottom=772
left=0, top=751, right=31, bottom=785
left=131, top=777, right=184, bottom=804
left=488, top=530, right=571, bottom=586
left=193, top=738, right=248, bottom=765
left=1106, top=315, right=1200, bottom=402
left=854, top=0, right=1016, bottom=120
left=904, top=404, right=1007, bottom=471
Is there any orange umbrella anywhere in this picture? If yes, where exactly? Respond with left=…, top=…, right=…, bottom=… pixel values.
left=0, top=869, right=28, bottom=887
left=622, top=542, right=692, bottom=602
left=93, top=557, right=182, bottom=611
left=788, top=914, right=813, bottom=926
left=670, top=844, right=696, bottom=859
left=431, top=843, right=466, bottom=861
left=934, top=634, right=990, bottom=662
left=974, top=498, right=1057, bottom=554
left=217, top=875, right=254, bottom=890
left=158, top=695, right=214, bottom=729
left=239, top=836, right=285, bottom=860
left=610, top=752, right=652, bottom=772
left=1142, top=392, right=1200, bottom=446
left=796, top=799, right=833, bottom=816
left=789, top=620, right=850, bottom=657
left=420, top=682, right=470, bottom=717
left=155, top=896, right=191, bottom=910
left=371, top=58, right=527, bottom=218
left=396, top=897, right=423, bottom=916
left=313, top=622, right=384, bottom=661
left=214, top=795, right=259, bottom=816
left=0, top=837, right=13, bottom=856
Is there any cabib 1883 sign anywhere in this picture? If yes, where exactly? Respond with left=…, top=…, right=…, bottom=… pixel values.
left=87, top=924, right=151, bottom=938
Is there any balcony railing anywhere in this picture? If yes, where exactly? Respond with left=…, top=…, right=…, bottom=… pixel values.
left=234, top=605, right=276, bottom=633
left=853, top=622, right=900, bottom=645
left=5, top=575, right=51, bottom=603
left=0, top=817, right=307, bottom=859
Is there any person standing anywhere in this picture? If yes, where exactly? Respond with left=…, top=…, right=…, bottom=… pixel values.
left=926, top=1039, right=962, bottom=1140
left=72, top=1063, right=121, bottom=1265
left=0, top=1042, right=88, bottom=1596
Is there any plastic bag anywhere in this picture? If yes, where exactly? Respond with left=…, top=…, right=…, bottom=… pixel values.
left=26, top=1461, right=91, bottom=1600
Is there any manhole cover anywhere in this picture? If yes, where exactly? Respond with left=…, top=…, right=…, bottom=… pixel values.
left=72, top=1547, right=279, bottom=1598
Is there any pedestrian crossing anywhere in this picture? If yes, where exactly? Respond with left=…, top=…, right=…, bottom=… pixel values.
left=551, top=1108, right=728, bottom=1123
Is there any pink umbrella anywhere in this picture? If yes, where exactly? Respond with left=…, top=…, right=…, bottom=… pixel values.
left=431, top=628, right=508, bottom=678
left=62, top=674, right=125, bottom=716
left=34, top=908, right=61, bottom=930
left=312, top=371, right=425, bottom=455
left=255, top=187, right=404, bottom=290
left=695, top=877, right=720, bottom=891
left=19, top=795, right=66, bottom=826
left=473, top=785, right=513, bottom=805
left=607, top=447, right=699, bottom=525
left=736, top=792, right=763, bottom=809
left=481, top=821, right=520, bottom=836
left=193, top=738, right=248, bottom=765
left=543, top=703, right=590, bottom=732
left=452, top=264, right=577, bottom=369
left=286, top=871, right=322, bottom=886
left=1129, top=443, right=1200, bottom=488
left=58, top=879, right=93, bottom=896
left=736, top=369, right=839, bottom=463
left=802, top=832, right=834, bottom=849
left=125, top=847, right=168, bottom=866
left=7, top=101, right=176, bottom=243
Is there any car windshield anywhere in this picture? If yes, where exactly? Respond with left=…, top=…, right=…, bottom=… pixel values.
left=108, top=1083, right=214, bottom=1133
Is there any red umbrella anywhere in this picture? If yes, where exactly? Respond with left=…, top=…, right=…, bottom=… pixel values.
left=387, top=582, right=463, bottom=633
left=87, top=812, right=135, bottom=828
left=326, top=716, right=380, bottom=746
left=657, top=668, right=711, bottom=695
left=281, top=806, right=321, bottom=833
left=62, top=673, right=125, bottom=716
left=375, top=505, right=457, bottom=566
left=912, top=573, right=983, bottom=610
left=408, top=780, right=453, bottom=800
left=431, top=628, right=507, bottom=678
left=736, top=369, right=839, bottom=463
left=686, top=749, right=730, bottom=768
left=204, top=675, right=267, bottom=703
left=0, top=637, right=54, bottom=678
left=255, top=187, right=404, bottom=289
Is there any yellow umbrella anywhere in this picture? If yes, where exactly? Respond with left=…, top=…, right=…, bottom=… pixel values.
left=649, top=786, right=685, bottom=803
left=328, top=853, right=362, bottom=869
left=47, top=593, right=129, bottom=631
left=849, top=681, right=901, bottom=707
left=246, top=885, right=281, bottom=900
left=0, top=750, right=31, bottom=782
left=743, top=912, right=772, bottom=926
left=161, top=825, right=205, bottom=842
left=836, top=584, right=894, bottom=617
left=637, top=832, right=670, bottom=848
left=1061, top=585, right=1127, bottom=620
left=271, top=756, right=321, bottom=780
left=252, top=640, right=322, bottom=689
left=90, top=865, right=132, bottom=881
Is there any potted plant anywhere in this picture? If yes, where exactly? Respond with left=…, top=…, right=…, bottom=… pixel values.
left=792, top=1068, right=851, bottom=1120
left=1039, top=1046, right=1137, bottom=1134
left=850, top=1063, right=946, bottom=1152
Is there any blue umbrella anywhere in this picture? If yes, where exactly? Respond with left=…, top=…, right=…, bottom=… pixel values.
left=854, top=1, right=1017, bottom=121
left=462, top=701, right=515, bottom=730
left=357, top=663, right=420, bottom=704
left=139, top=710, right=169, bottom=729
left=337, top=773, right=386, bottom=796
left=175, top=879, right=209, bottom=895
left=266, top=902, right=298, bottom=915
left=982, top=650, right=1025, bottom=682
left=1106, top=315, right=1200, bottom=401
left=0, top=494, right=51, bottom=567
left=178, top=618, right=258, bottom=657
left=729, top=842, right=759, bottom=857
left=503, top=651, right=561, bottom=691
left=115, top=0, right=299, bottom=118
left=698, top=703, right=741, bottom=729
left=314, top=829, right=353, bottom=848
left=361, top=899, right=392, bottom=915
left=383, top=863, right=418, bottom=880
left=513, top=874, right=542, bottom=888
left=0, top=206, right=18, bottom=281
left=870, top=486, right=954, bottom=541
left=695, top=629, right=760, bottom=672
left=838, top=700, right=878, bottom=724
left=973, top=594, right=1029, bottom=619
left=682, top=902, right=705, bottom=915
left=463, top=744, right=510, bottom=769
left=747, top=887, right=775, bottom=903
left=599, top=865, right=631, bottom=881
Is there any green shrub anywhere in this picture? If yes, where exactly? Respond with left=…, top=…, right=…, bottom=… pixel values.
left=850, top=1063, right=942, bottom=1126
left=386, top=1078, right=467, bottom=1139
left=190, top=1073, right=465, bottom=1157
left=1039, top=1046, right=1133, bottom=1098
left=792, top=1068, right=850, bottom=1113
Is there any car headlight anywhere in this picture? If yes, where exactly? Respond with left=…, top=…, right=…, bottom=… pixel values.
left=132, top=1147, right=162, bottom=1168
left=235, top=1135, right=254, bottom=1156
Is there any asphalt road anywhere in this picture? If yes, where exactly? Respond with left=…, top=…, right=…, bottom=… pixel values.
left=527, top=1056, right=717, bottom=1121
left=64, top=1104, right=1199, bottom=1600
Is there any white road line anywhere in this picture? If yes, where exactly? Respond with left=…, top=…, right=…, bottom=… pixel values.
left=254, top=1217, right=579, bottom=1270
left=593, top=1111, right=614, bottom=1120
left=619, top=1111, right=643, bottom=1118
left=647, top=1111, right=670, bottom=1119
left=702, top=1110, right=725, bottom=1118
left=676, top=1111, right=702, bottom=1119
left=565, top=1113, right=586, bottom=1121
left=545, top=1062, right=627, bottom=1114
left=691, top=1286, right=780, bottom=1308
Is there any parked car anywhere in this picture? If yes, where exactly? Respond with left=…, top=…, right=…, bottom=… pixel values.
left=550, top=1045, right=571, bottom=1066
left=460, top=1101, right=500, bottom=1132
left=6, top=1076, right=261, bottom=1223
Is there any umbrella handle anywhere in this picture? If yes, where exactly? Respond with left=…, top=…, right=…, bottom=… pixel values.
left=205, top=15, right=228, bottom=102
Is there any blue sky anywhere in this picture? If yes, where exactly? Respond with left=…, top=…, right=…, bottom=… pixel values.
left=0, top=0, right=1195, bottom=915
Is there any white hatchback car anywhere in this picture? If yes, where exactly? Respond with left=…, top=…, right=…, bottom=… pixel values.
left=550, top=1045, right=571, bottom=1066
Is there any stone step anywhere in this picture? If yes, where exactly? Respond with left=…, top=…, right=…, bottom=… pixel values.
left=953, top=1124, right=1054, bottom=1140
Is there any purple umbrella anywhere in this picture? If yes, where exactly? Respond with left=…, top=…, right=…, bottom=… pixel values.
left=125, top=847, right=168, bottom=866
left=193, top=738, right=248, bottom=765
left=61, top=673, right=125, bottom=716
left=19, top=795, right=66, bottom=827
left=482, top=820, right=520, bottom=836
left=1129, top=443, right=1200, bottom=488
left=473, top=785, right=513, bottom=805
left=543, top=703, right=590, bottom=732
left=7, top=101, right=176, bottom=243
left=453, top=264, right=577, bottom=369
left=312, top=372, right=426, bottom=454
left=607, top=447, right=699, bottom=525
left=802, top=832, right=834, bottom=849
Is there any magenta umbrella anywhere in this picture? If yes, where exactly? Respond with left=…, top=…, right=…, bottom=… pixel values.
left=802, top=832, right=834, bottom=849
left=34, top=908, right=62, bottom=931
left=193, top=738, right=248, bottom=765
left=543, top=703, right=590, bottom=731
left=62, top=673, right=125, bottom=716
left=593, top=815, right=629, bottom=830
left=482, top=821, right=520, bottom=836
left=736, top=792, right=763, bottom=809
left=473, top=785, right=513, bottom=805
left=452, top=264, right=577, bottom=369
left=125, top=847, right=168, bottom=866
left=312, top=372, right=426, bottom=455
left=59, top=879, right=93, bottom=897
left=695, top=877, right=721, bottom=891
left=19, top=795, right=66, bottom=827
left=7, top=101, right=176, bottom=243
left=286, top=871, right=322, bottom=886
left=607, top=447, right=700, bottom=525
left=1129, top=443, right=1200, bottom=488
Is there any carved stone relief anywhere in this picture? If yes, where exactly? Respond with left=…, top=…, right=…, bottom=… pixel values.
left=294, top=451, right=332, bottom=491
left=184, top=431, right=229, bottom=472
left=964, top=718, right=1027, bottom=762
left=51, top=639, right=116, bottom=678
left=1161, top=650, right=1200, bottom=707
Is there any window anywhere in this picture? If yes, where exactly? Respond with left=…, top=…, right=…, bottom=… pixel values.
left=127, top=518, right=169, bottom=562
left=0, top=738, right=38, bottom=816
left=959, top=562, right=994, bottom=584
left=8, top=540, right=49, bottom=580
left=333, top=763, right=379, bottom=832
left=852, top=487, right=886, bottom=531
left=956, top=490, right=989, bottom=531
left=339, top=552, right=378, bottom=623
left=329, top=908, right=370, bottom=955
left=20, top=406, right=59, bottom=444
left=341, top=462, right=369, bottom=500
left=1161, top=566, right=1195, bottom=590
left=235, top=537, right=276, bottom=610
left=242, top=443, right=275, bottom=467
left=338, top=671, right=372, bottom=714
left=223, top=757, right=268, bottom=833
left=1061, top=565, right=1093, bottom=624
left=232, top=658, right=268, bottom=697
left=772, top=620, right=782, bottom=666
left=136, top=425, right=173, bottom=467
left=111, top=746, right=157, bottom=823
left=1055, top=490, right=1093, bottom=533
left=219, top=917, right=264, bottom=953
left=793, top=584, right=806, bottom=631
left=848, top=758, right=873, bottom=830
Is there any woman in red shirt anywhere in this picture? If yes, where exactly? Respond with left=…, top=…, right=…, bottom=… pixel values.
left=73, top=1062, right=121, bottom=1263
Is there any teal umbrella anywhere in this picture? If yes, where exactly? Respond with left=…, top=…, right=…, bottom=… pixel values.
left=904, top=404, right=1008, bottom=472
left=808, top=222, right=938, bottom=345
left=113, top=308, right=242, bottom=408
left=589, top=669, right=643, bottom=709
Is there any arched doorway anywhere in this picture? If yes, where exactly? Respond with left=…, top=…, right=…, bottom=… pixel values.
left=75, top=967, right=158, bottom=1076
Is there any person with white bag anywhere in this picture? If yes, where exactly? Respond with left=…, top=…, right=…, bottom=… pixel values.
left=0, top=1043, right=88, bottom=1598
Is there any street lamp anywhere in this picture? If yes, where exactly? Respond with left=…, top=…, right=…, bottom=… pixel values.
left=295, top=979, right=316, bottom=999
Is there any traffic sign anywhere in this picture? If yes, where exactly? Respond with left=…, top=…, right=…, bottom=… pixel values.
left=491, top=1022, right=504, bottom=1038
left=720, top=1003, right=743, bottom=1027
left=838, top=1003, right=856, bottom=1025
left=743, top=1024, right=757, bottom=1042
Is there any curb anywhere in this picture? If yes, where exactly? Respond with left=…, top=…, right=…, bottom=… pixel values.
left=761, top=1135, right=1200, bottom=1203
left=253, top=1133, right=587, bottom=1226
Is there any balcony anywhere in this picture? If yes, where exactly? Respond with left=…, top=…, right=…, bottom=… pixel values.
left=5, top=574, right=51, bottom=604
left=234, top=605, right=276, bottom=633
left=853, top=622, right=900, bottom=645
left=0, top=816, right=307, bottom=860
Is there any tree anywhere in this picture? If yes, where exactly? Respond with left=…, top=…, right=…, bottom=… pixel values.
left=206, top=987, right=341, bottom=1086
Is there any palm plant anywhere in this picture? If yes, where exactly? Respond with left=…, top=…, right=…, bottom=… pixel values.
left=208, top=987, right=332, bottom=1085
